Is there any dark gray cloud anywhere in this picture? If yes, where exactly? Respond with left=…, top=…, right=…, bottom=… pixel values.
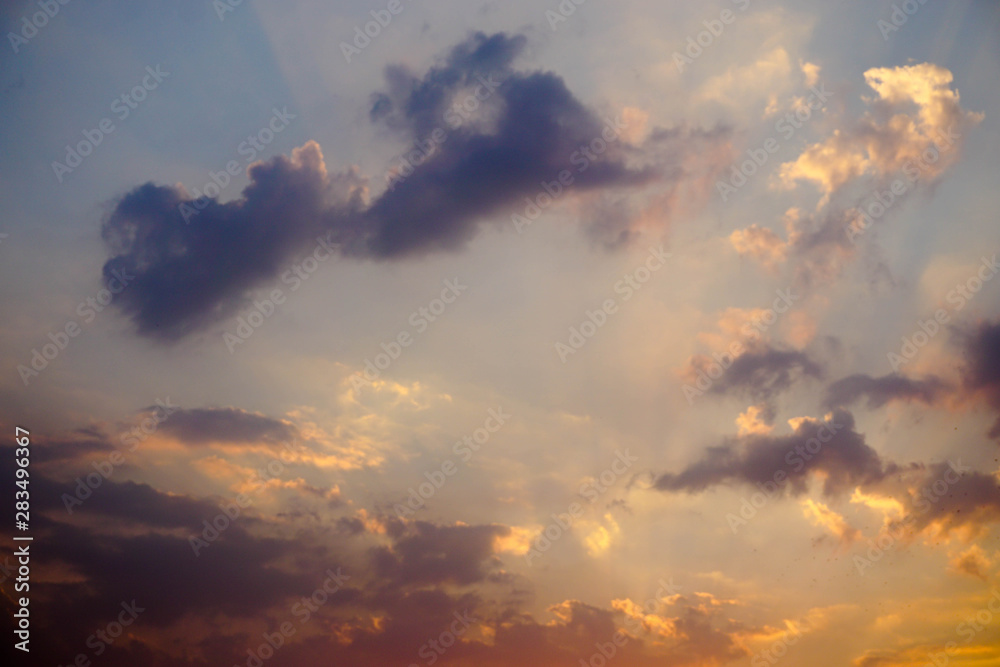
left=159, top=407, right=296, bottom=444
left=99, top=32, right=729, bottom=341
left=703, top=344, right=824, bottom=401
left=823, top=372, right=949, bottom=410
left=30, top=429, right=116, bottom=464
left=875, top=461, right=1000, bottom=538
left=371, top=519, right=508, bottom=587
left=0, top=433, right=764, bottom=667
left=960, top=320, right=1000, bottom=438
left=655, top=410, right=899, bottom=497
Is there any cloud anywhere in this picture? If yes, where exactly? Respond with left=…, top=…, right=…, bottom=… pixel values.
left=801, top=498, right=861, bottom=546
left=778, top=63, right=982, bottom=198
left=731, top=63, right=982, bottom=286
left=689, top=343, right=824, bottom=401
left=371, top=519, right=509, bottom=587
left=823, top=373, right=949, bottom=410
left=960, top=319, right=1000, bottom=438
left=735, top=404, right=775, bottom=436
left=823, top=320, right=1000, bottom=437
left=99, top=32, right=731, bottom=341
left=729, top=224, right=787, bottom=273
left=949, top=545, right=992, bottom=580
left=159, top=407, right=297, bottom=445
left=888, top=462, right=1000, bottom=538
left=655, top=410, right=896, bottom=497
left=31, top=429, right=116, bottom=464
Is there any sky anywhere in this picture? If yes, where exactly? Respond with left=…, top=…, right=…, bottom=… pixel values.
left=1, top=0, right=1000, bottom=665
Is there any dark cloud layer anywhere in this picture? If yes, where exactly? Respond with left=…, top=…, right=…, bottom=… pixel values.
left=821, top=321, right=1000, bottom=438
left=371, top=520, right=508, bottom=587
left=0, top=419, right=759, bottom=667
left=961, top=320, right=1000, bottom=438
left=824, top=372, right=948, bottom=410
left=655, top=410, right=899, bottom=497
left=697, top=344, right=824, bottom=401
left=99, top=32, right=728, bottom=341
left=159, top=407, right=296, bottom=444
